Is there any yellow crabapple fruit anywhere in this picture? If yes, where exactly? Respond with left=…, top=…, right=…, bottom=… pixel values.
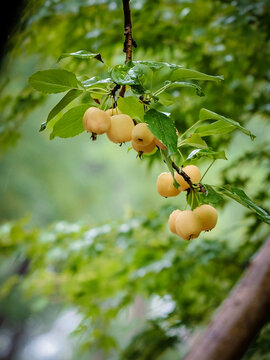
left=83, top=107, right=111, bottom=135
left=131, top=139, right=156, bottom=154
left=174, top=165, right=201, bottom=191
left=106, top=114, right=135, bottom=143
left=168, top=209, right=182, bottom=234
left=175, top=210, right=203, bottom=241
left=193, top=204, right=218, bottom=231
left=105, top=108, right=122, bottom=116
left=131, top=123, right=154, bottom=146
left=156, top=172, right=181, bottom=197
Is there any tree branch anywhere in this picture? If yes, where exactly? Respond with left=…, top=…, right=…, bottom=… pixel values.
left=119, top=0, right=136, bottom=97
left=172, top=161, right=193, bottom=188
left=184, top=234, right=270, bottom=360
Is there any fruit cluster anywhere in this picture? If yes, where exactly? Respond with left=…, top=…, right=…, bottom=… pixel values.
left=169, top=206, right=218, bottom=241
left=83, top=106, right=165, bottom=154
left=83, top=106, right=218, bottom=242
left=156, top=165, right=218, bottom=240
left=157, top=165, right=201, bottom=198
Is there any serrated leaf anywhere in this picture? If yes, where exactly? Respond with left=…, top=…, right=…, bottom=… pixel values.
left=186, top=148, right=227, bottom=162
left=215, top=185, right=270, bottom=224
left=157, top=81, right=204, bottom=97
left=47, top=89, right=83, bottom=124
left=29, top=69, right=79, bottom=93
left=144, top=109, right=178, bottom=155
left=58, top=50, right=103, bottom=63
left=50, top=104, right=89, bottom=139
left=172, top=68, right=224, bottom=82
left=199, top=108, right=255, bottom=139
left=180, top=134, right=208, bottom=149
left=195, top=120, right=236, bottom=137
left=117, top=96, right=144, bottom=122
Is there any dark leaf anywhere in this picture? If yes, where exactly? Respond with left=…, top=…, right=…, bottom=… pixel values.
left=144, top=109, right=178, bottom=155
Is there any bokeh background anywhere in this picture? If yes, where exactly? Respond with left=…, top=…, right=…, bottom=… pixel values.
left=0, top=0, right=270, bottom=359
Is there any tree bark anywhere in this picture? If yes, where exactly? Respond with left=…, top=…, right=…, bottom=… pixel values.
left=119, top=0, right=135, bottom=97
left=184, top=234, right=270, bottom=360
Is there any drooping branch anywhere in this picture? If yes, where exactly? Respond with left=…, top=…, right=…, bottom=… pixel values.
left=184, top=234, right=270, bottom=360
left=119, top=0, right=136, bottom=97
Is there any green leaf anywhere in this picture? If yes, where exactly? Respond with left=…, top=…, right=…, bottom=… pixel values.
left=50, top=104, right=89, bottom=139
left=157, top=92, right=174, bottom=106
left=29, top=69, right=79, bottom=94
left=180, top=134, right=208, bottom=149
left=58, top=50, right=103, bottom=63
left=130, top=84, right=145, bottom=94
left=81, top=77, right=114, bottom=91
left=199, top=184, right=225, bottom=205
left=171, top=68, right=224, bottom=82
left=144, top=109, right=178, bottom=155
left=117, top=96, right=144, bottom=122
left=199, top=108, right=255, bottom=139
left=133, top=61, right=184, bottom=72
left=110, top=62, right=143, bottom=86
left=185, top=148, right=227, bottom=162
left=157, top=81, right=205, bottom=97
left=187, top=190, right=201, bottom=210
left=215, top=185, right=270, bottom=224
left=47, top=89, right=83, bottom=124
left=195, top=120, right=236, bottom=137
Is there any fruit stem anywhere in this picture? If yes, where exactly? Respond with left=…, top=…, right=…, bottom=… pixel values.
left=201, top=159, right=216, bottom=182
left=178, top=119, right=204, bottom=141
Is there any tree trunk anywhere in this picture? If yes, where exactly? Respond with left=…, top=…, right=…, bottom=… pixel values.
left=184, top=235, right=270, bottom=360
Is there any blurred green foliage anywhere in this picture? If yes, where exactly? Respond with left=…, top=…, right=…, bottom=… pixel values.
left=0, top=0, right=270, bottom=359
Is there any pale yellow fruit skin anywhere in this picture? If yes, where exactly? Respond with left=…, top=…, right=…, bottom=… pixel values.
left=174, top=165, right=201, bottom=191
left=154, top=137, right=167, bottom=150
left=105, top=108, right=122, bottom=116
left=168, top=210, right=182, bottom=234
left=156, top=172, right=181, bottom=197
left=131, top=139, right=156, bottom=154
left=193, top=204, right=218, bottom=231
left=83, top=107, right=111, bottom=134
left=132, top=123, right=154, bottom=146
left=106, top=114, right=135, bottom=143
left=175, top=210, right=203, bottom=240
